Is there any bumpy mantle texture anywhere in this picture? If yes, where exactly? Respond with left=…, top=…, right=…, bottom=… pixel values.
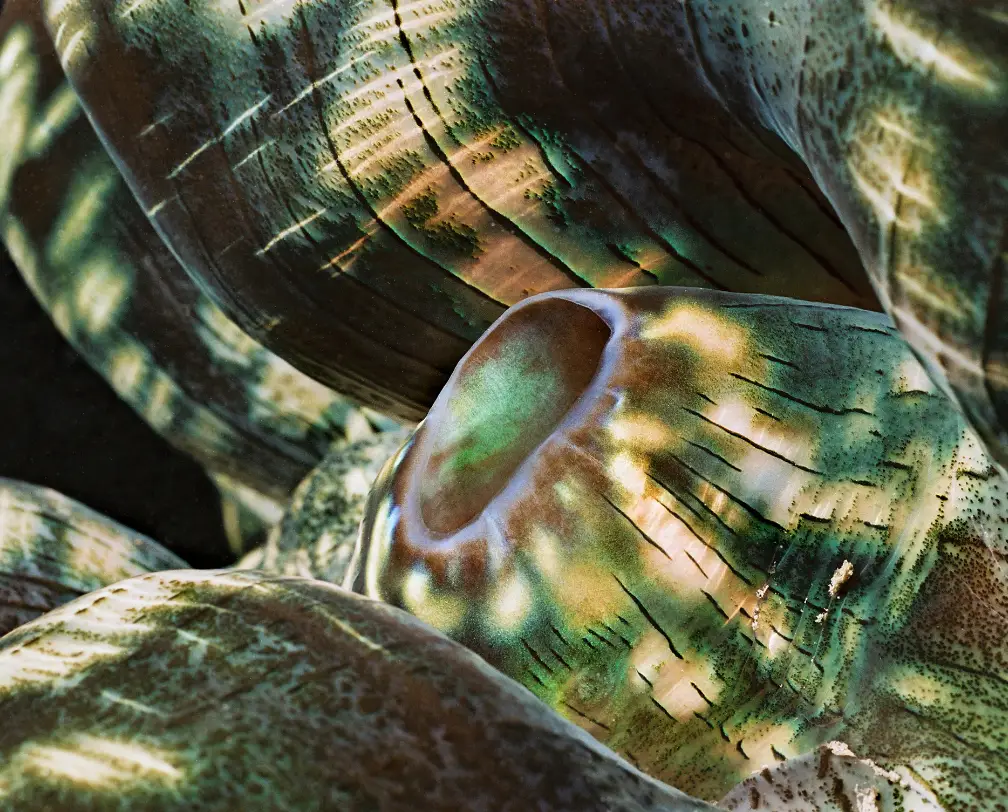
left=0, top=0, right=1006, bottom=809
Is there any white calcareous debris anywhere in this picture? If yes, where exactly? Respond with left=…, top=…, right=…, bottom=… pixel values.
left=829, top=559, right=855, bottom=598
left=718, top=741, right=945, bottom=810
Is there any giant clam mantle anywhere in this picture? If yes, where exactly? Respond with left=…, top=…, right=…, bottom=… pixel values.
left=0, top=0, right=1005, bottom=809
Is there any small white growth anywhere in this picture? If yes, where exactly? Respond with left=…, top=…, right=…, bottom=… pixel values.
left=826, top=740, right=857, bottom=758
left=827, top=740, right=910, bottom=787
left=829, top=560, right=855, bottom=598
left=751, top=584, right=769, bottom=631
left=855, top=785, right=881, bottom=812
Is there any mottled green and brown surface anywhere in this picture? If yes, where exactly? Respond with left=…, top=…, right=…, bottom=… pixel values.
left=719, top=741, right=943, bottom=811
left=0, top=0, right=388, bottom=500
left=0, top=479, right=185, bottom=636
left=0, top=569, right=714, bottom=811
left=238, top=427, right=411, bottom=581
left=0, top=0, right=1005, bottom=808
left=42, top=0, right=884, bottom=420
left=361, top=288, right=1008, bottom=805
left=38, top=0, right=1008, bottom=477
